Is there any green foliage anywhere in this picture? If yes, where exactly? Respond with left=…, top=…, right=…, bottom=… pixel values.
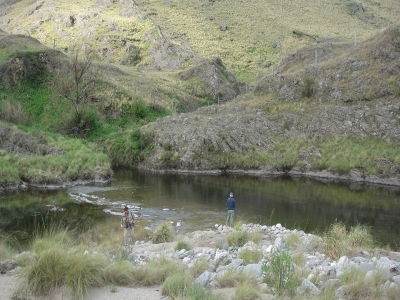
left=104, top=127, right=154, bottom=167
left=313, top=136, right=400, bottom=175
left=162, top=271, right=218, bottom=300
left=162, top=272, right=191, bottom=299
left=13, top=51, right=51, bottom=85
left=61, top=106, right=101, bottom=138
left=227, top=231, right=249, bottom=247
left=340, top=267, right=384, bottom=299
left=105, top=98, right=168, bottom=128
left=5, top=84, right=51, bottom=127
left=263, top=250, right=296, bottom=296
left=346, top=2, right=363, bottom=15
left=66, top=252, right=106, bottom=300
left=160, top=149, right=181, bottom=168
left=105, top=260, right=135, bottom=286
left=190, top=259, right=209, bottom=278
left=301, top=76, right=315, bottom=98
left=238, top=248, right=263, bottom=264
left=215, top=270, right=243, bottom=288
left=152, top=222, right=175, bottom=244
left=285, top=232, right=301, bottom=248
left=131, top=260, right=183, bottom=287
left=0, top=99, right=29, bottom=125
left=347, top=224, right=374, bottom=248
left=20, top=229, right=107, bottom=300
left=234, top=275, right=260, bottom=300
left=175, top=240, right=192, bottom=251
left=0, top=129, right=112, bottom=185
left=0, top=231, right=18, bottom=259
left=109, top=284, right=118, bottom=293
left=0, top=156, right=20, bottom=185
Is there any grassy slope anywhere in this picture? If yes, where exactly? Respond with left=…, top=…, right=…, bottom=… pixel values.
left=1, top=0, right=400, bottom=81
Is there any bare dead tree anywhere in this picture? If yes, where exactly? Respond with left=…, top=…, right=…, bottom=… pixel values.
left=54, top=49, right=98, bottom=136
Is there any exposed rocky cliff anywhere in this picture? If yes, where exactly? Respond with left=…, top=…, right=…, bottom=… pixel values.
left=139, top=26, right=400, bottom=186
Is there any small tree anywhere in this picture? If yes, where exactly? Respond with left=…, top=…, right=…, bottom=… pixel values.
left=54, top=48, right=98, bottom=137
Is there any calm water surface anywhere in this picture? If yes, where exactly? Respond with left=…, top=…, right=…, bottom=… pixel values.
left=1, top=168, right=400, bottom=249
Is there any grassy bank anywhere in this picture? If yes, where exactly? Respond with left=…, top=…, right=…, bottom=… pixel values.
left=2, top=220, right=392, bottom=300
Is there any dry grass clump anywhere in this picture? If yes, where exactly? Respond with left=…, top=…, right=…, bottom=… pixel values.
left=104, top=260, right=135, bottom=286
left=238, top=248, right=263, bottom=264
left=16, top=229, right=108, bottom=300
left=233, top=275, right=261, bottom=300
left=162, top=271, right=220, bottom=300
left=340, top=267, right=385, bottom=300
left=324, top=222, right=374, bottom=260
left=227, top=230, right=249, bottom=247
left=285, top=232, right=302, bottom=248
left=190, top=259, right=210, bottom=278
left=0, top=231, right=18, bottom=260
left=131, top=257, right=185, bottom=287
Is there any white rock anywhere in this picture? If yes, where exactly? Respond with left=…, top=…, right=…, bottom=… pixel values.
left=337, top=256, right=350, bottom=267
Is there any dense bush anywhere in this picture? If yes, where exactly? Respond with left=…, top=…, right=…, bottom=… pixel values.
left=152, top=221, right=175, bottom=244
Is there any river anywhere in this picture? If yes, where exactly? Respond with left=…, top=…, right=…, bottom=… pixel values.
left=1, top=168, right=399, bottom=250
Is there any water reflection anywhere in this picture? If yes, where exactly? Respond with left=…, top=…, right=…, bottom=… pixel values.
left=1, top=169, right=399, bottom=249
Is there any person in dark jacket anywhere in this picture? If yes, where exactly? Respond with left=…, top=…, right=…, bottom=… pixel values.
left=226, top=192, right=235, bottom=227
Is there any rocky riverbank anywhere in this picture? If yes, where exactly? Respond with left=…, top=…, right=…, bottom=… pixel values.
left=3, top=223, right=399, bottom=299
left=129, top=223, right=400, bottom=299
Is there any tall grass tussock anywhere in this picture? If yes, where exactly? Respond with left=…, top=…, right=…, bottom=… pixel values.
left=324, top=222, right=374, bottom=260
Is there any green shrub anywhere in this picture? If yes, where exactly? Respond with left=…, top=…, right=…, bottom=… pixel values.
left=301, top=76, right=315, bottom=98
left=104, top=128, right=154, bottom=167
left=175, top=240, right=192, bottom=251
left=0, top=157, right=20, bottom=185
left=239, top=248, right=263, bottom=264
left=263, top=249, right=296, bottom=296
left=152, top=222, right=175, bottom=244
left=228, top=231, right=249, bottom=247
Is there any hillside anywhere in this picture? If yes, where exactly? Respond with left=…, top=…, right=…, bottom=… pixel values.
left=0, top=1, right=399, bottom=188
left=1, top=0, right=400, bottom=78
left=139, top=25, right=400, bottom=186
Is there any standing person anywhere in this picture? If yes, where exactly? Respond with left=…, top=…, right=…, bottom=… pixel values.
left=226, top=192, right=235, bottom=227
left=121, top=206, right=135, bottom=245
